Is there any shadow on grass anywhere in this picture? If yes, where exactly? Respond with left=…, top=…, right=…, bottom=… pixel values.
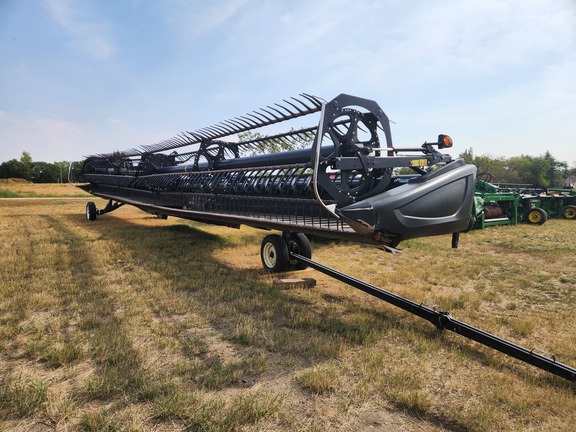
left=70, top=213, right=395, bottom=358
left=59, top=210, right=576, bottom=429
left=42, top=214, right=152, bottom=401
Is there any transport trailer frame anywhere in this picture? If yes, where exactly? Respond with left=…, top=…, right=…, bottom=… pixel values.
left=292, top=253, right=576, bottom=382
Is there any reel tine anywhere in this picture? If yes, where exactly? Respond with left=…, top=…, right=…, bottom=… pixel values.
left=151, top=143, right=166, bottom=152
left=261, top=107, right=282, bottom=120
left=203, top=125, right=226, bottom=136
left=89, top=94, right=324, bottom=158
left=225, top=118, right=249, bottom=131
left=272, top=136, right=287, bottom=148
left=267, top=105, right=286, bottom=118
left=155, top=142, right=172, bottom=152
left=283, top=98, right=306, bottom=114
left=194, top=128, right=206, bottom=141
left=253, top=109, right=276, bottom=122
left=139, top=143, right=155, bottom=153
left=208, top=124, right=231, bottom=136
left=231, top=117, right=255, bottom=128
left=170, top=135, right=185, bottom=146
left=207, top=127, right=226, bottom=138
left=274, top=102, right=295, bottom=116
left=299, top=93, right=324, bottom=109
left=194, top=129, right=212, bottom=140
left=239, top=115, right=261, bottom=127
left=184, top=131, right=205, bottom=142
left=246, top=112, right=269, bottom=123
left=164, top=137, right=182, bottom=150
left=216, top=122, right=238, bottom=135
left=178, top=132, right=195, bottom=144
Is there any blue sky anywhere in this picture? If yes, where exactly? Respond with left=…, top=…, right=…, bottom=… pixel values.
left=1, top=0, right=575, bottom=165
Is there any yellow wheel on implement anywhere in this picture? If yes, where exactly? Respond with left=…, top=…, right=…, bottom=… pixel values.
left=527, top=207, right=547, bottom=225
left=563, top=205, right=576, bottom=219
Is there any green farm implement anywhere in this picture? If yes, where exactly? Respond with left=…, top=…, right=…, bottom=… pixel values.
left=470, top=174, right=547, bottom=229
left=527, top=189, right=576, bottom=220
left=470, top=174, right=576, bottom=230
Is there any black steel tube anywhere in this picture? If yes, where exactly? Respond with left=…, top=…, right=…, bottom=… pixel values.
left=156, top=146, right=335, bottom=173
left=291, top=253, right=576, bottom=382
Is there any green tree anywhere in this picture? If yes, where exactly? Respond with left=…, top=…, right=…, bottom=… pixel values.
left=20, top=151, right=32, bottom=165
left=52, top=161, right=70, bottom=183
left=0, top=151, right=34, bottom=180
left=32, top=162, right=59, bottom=183
left=0, top=159, right=26, bottom=179
left=238, top=128, right=312, bottom=157
left=543, top=151, right=567, bottom=187
left=20, top=151, right=34, bottom=180
left=458, top=147, right=474, bottom=164
left=506, top=156, right=535, bottom=185
left=457, top=148, right=570, bottom=187
left=0, top=152, right=80, bottom=183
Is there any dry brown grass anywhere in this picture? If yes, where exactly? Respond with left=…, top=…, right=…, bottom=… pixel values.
left=1, top=190, right=575, bottom=431
left=0, top=180, right=90, bottom=197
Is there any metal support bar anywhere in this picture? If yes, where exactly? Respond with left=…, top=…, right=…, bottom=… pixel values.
left=97, top=199, right=125, bottom=216
left=290, top=253, right=576, bottom=382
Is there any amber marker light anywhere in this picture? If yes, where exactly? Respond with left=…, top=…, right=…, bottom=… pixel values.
left=437, top=134, right=453, bottom=149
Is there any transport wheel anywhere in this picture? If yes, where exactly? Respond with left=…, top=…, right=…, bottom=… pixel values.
left=562, top=205, right=576, bottom=219
left=86, top=202, right=97, bottom=221
left=285, top=232, right=312, bottom=270
left=526, top=207, right=547, bottom=225
left=261, top=234, right=289, bottom=273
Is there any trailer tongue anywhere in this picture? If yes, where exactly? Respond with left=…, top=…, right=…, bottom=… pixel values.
left=292, top=253, right=576, bottom=382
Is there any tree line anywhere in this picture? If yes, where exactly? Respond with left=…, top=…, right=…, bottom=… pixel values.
left=458, top=148, right=575, bottom=187
left=1, top=149, right=574, bottom=187
left=0, top=152, right=82, bottom=183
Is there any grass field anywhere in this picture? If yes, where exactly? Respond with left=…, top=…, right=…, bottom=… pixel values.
left=1, top=185, right=575, bottom=431
left=0, top=180, right=90, bottom=198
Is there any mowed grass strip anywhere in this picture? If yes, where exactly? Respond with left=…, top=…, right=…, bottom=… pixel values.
left=0, top=196, right=574, bottom=431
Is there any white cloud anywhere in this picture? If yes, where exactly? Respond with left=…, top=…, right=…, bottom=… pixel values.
left=44, top=0, right=114, bottom=59
left=163, top=0, right=253, bottom=42
left=2, top=0, right=573, bottom=164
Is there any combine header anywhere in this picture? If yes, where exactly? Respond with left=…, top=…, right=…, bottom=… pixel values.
left=73, top=94, right=576, bottom=382
left=75, top=94, right=476, bottom=271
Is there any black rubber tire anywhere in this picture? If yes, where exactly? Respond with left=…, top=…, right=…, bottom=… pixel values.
left=526, top=207, right=547, bottom=225
left=285, top=232, right=312, bottom=270
left=562, top=205, right=576, bottom=220
left=260, top=234, right=290, bottom=273
left=86, top=202, right=97, bottom=221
